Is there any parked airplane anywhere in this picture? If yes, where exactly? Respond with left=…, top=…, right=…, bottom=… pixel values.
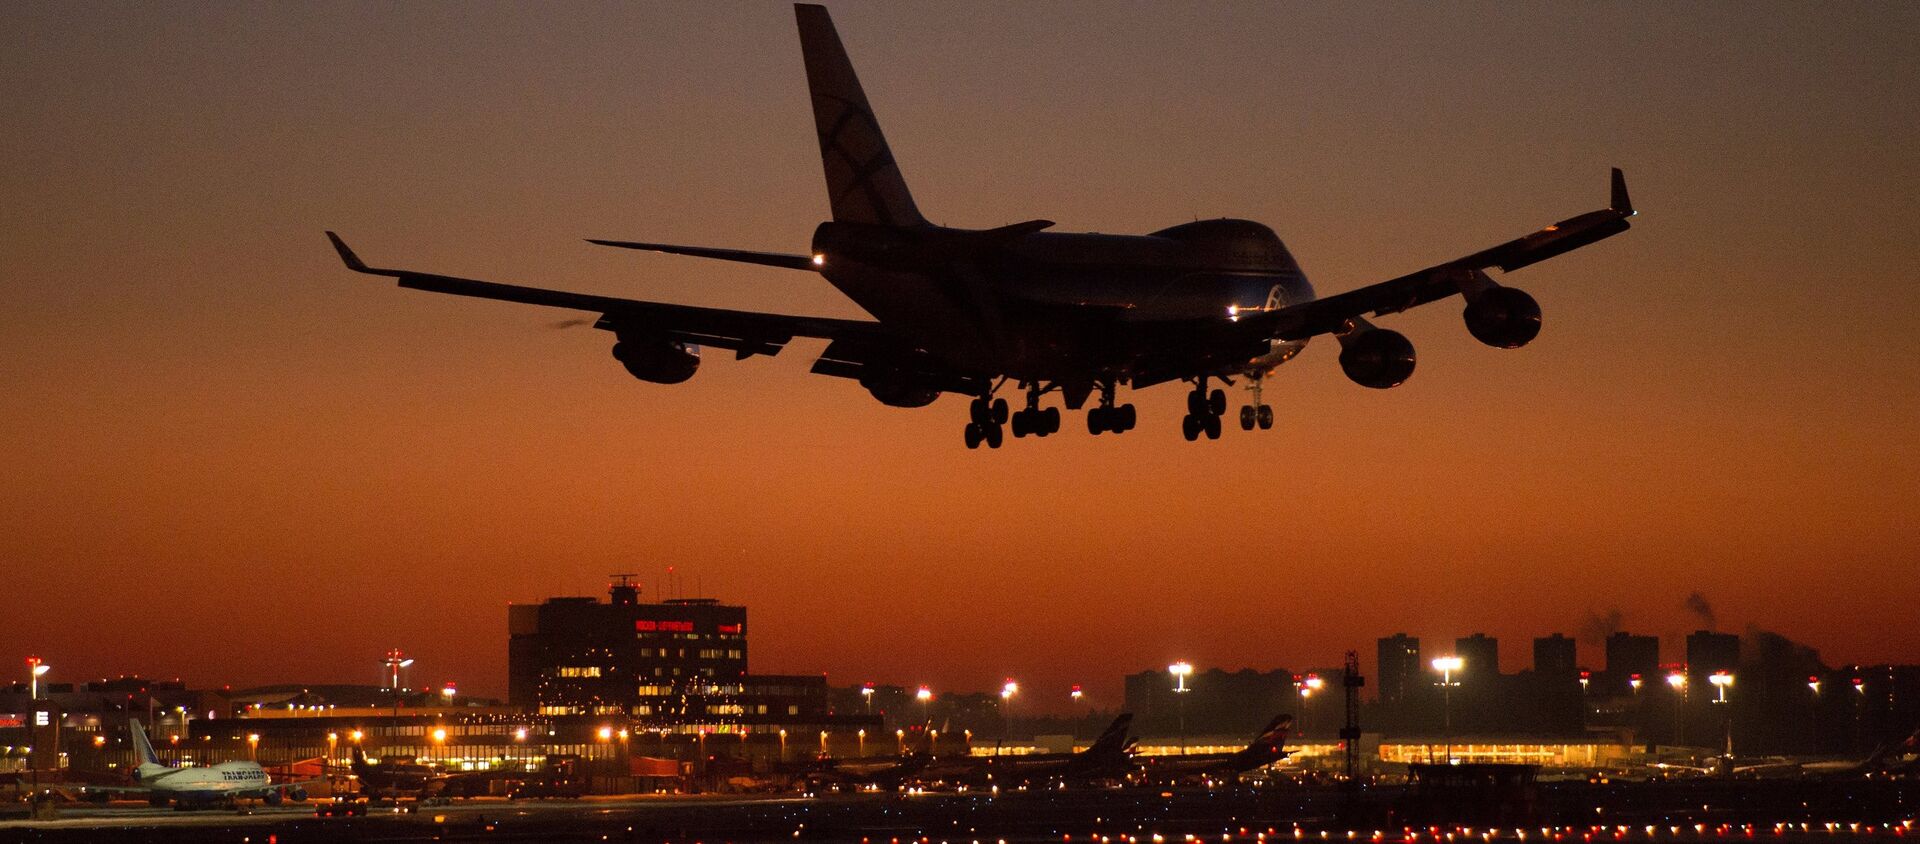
left=328, top=4, right=1634, bottom=449
left=85, top=719, right=312, bottom=809
left=1136, top=714, right=1293, bottom=785
left=348, top=746, right=447, bottom=799
left=945, top=713, right=1137, bottom=787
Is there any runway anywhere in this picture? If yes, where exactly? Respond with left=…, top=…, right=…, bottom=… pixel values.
left=2, top=782, right=1915, bottom=843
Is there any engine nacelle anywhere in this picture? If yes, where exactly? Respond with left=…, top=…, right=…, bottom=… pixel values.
left=1338, top=328, right=1416, bottom=389
left=1462, top=285, right=1542, bottom=349
left=862, top=376, right=940, bottom=408
left=611, top=337, right=700, bottom=384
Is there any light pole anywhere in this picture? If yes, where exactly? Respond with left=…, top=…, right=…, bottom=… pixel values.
left=1000, top=681, right=1019, bottom=747
left=27, top=658, right=50, bottom=701
left=1431, top=656, right=1463, bottom=764
left=858, top=728, right=866, bottom=758
left=861, top=683, right=874, bottom=716
left=916, top=687, right=932, bottom=725
left=1169, top=662, right=1193, bottom=755
left=1807, top=676, right=1822, bottom=753
left=1298, top=673, right=1324, bottom=741
left=1666, top=671, right=1688, bottom=747
left=778, top=729, right=788, bottom=763
left=1709, top=671, right=1734, bottom=757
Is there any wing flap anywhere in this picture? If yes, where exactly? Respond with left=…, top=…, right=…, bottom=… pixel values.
left=585, top=239, right=818, bottom=271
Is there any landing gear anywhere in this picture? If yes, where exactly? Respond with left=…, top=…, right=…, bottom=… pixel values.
left=1240, top=376, right=1275, bottom=431
left=1087, top=403, right=1136, bottom=435
left=1181, top=378, right=1226, bottom=441
left=1010, top=382, right=1062, bottom=438
left=1086, top=379, right=1136, bottom=435
left=963, top=395, right=1008, bottom=449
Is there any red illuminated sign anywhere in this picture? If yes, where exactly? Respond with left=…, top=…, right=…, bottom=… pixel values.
left=718, top=624, right=741, bottom=634
left=635, top=620, right=694, bottom=633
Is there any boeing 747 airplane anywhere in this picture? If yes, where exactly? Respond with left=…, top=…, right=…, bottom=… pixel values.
left=329, top=4, right=1634, bottom=448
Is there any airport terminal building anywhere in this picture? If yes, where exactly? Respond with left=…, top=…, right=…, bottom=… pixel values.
left=507, top=580, right=848, bottom=733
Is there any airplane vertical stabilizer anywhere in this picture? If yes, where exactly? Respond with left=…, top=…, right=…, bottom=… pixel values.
left=129, top=718, right=169, bottom=779
left=795, top=4, right=929, bottom=228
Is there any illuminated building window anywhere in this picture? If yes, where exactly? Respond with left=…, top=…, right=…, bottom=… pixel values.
left=555, top=666, right=602, bottom=678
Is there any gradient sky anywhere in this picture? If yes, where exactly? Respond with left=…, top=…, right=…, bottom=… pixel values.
left=4, top=2, right=1916, bottom=710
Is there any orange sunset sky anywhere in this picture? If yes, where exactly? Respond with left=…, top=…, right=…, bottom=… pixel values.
left=3, top=2, right=1916, bottom=709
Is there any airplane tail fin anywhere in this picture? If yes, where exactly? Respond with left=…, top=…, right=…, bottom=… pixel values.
left=129, top=718, right=167, bottom=778
left=1085, top=713, right=1134, bottom=757
left=1240, top=714, right=1294, bottom=764
left=795, top=4, right=929, bottom=228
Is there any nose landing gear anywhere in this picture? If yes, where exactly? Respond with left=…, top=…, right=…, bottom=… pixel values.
left=1239, top=376, right=1275, bottom=431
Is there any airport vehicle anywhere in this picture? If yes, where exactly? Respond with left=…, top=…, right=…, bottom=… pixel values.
left=87, top=719, right=314, bottom=809
left=1135, top=714, right=1293, bottom=785
left=328, top=4, right=1634, bottom=448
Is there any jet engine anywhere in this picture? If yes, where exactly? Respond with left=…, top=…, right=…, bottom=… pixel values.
left=862, top=375, right=940, bottom=408
left=1338, top=327, right=1416, bottom=389
left=1462, top=285, right=1542, bottom=349
left=611, top=337, right=700, bottom=384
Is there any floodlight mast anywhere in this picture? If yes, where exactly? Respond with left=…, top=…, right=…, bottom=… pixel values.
left=1432, top=656, right=1463, bottom=764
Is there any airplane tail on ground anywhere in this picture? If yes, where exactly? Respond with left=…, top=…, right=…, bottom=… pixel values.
left=128, top=718, right=169, bottom=780
left=795, top=4, right=929, bottom=228
left=1234, top=714, right=1294, bottom=768
left=1083, top=713, right=1134, bottom=758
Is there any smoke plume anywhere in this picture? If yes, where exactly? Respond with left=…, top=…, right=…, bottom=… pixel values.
left=1684, top=592, right=1717, bottom=631
left=1577, top=608, right=1625, bottom=646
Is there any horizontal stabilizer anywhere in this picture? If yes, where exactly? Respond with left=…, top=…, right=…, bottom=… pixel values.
left=586, top=239, right=818, bottom=271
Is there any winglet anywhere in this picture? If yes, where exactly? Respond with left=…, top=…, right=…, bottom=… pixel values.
left=326, top=231, right=372, bottom=273
left=1610, top=168, right=1634, bottom=216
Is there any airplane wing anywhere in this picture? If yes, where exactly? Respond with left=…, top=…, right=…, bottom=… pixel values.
left=1250, top=169, right=1635, bottom=342
left=584, top=238, right=818, bottom=271
left=327, top=232, right=874, bottom=359
left=327, top=233, right=983, bottom=394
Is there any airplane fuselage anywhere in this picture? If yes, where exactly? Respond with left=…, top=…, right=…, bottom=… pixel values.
left=813, top=219, right=1314, bottom=380
left=138, top=761, right=275, bottom=801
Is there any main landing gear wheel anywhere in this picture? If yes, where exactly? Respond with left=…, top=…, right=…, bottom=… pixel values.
left=1086, top=404, right=1136, bottom=435
left=1011, top=382, right=1062, bottom=439
left=1182, top=378, right=1227, bottom=441
left=1257, top=404, right=1273, bottom=429
left=1011, top=406, right=1059, bottom=438
left=965, top=396, right=1008, bottom=449
left=1240, top=405, right=1256, bottom=431
left=964, top=421, right=1003, bottom=449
